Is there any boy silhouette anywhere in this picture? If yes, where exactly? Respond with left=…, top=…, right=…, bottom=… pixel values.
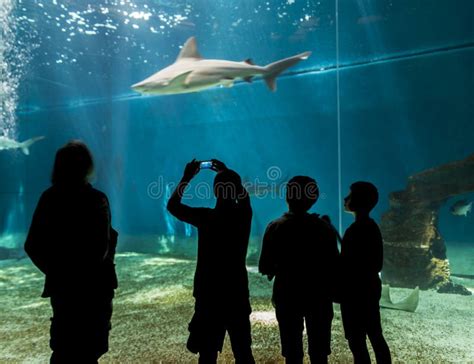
left=259, top=176, right=339, bottom=363
left=340, top=181, right=391, bottom=364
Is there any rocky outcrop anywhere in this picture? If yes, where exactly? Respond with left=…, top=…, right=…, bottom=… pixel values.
left=437, top=281, right=472, bottom=296
left=380, top=154, right=474, bottom=289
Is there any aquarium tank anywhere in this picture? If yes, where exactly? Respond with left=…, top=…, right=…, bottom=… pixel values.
left=1, top=0, right=473, bottom=362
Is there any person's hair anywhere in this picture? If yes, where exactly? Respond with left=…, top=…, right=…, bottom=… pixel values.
left=349, top=181, right=379, bottom=212
left=286, top=175, right=319, bottom=213
left=51, top=140, right=94, bottom=185
left=213, top=169, right=242, bottom=202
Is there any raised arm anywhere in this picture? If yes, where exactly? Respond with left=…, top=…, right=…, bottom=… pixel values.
left=210, top=158, right=251, bottom=211
left=167, top=159, right=207, bottom=227
left=236, top=183, right=252, bottom=213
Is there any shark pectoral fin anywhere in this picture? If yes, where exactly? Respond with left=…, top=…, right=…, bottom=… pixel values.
left=184, top=71, right=227, bottom=88
left=183, top=71, right=206, bottom=87
left=221, top=78, right=234, bottom=88
left=169, top=71, right=193, bottom=88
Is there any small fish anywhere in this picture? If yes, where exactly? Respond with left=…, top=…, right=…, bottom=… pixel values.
left=450, top=199, right=472, bottom=216
left=0, top=135, right=45, bottom=155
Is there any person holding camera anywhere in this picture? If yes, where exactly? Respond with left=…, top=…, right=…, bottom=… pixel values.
left=167, top=159, right=255, bottom=364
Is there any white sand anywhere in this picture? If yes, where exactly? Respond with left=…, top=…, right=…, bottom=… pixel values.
left=0, top=253, right=472, bottom=363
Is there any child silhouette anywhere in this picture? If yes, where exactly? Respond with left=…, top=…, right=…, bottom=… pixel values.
left=340, top=182, right=391, bottom=364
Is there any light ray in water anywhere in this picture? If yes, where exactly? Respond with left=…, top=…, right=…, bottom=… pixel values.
left=163, top=184, right=176, bottom=237
left=184, top=222, right=192, bottom=237
left=28, top=76, right=74, bottom=89
left=163, top=184, right=192, bottom=238
left=2, top=182, right=25, bottom=248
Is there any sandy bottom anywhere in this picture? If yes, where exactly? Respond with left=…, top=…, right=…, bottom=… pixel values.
left=446, top=242, right=474, bottom=276
left=0, top=253, right=473, bottom=363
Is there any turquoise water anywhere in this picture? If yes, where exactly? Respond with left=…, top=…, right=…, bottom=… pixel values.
left=1, top=1, right=473, bottom=264
left=0, top=0, right=473, bottom=362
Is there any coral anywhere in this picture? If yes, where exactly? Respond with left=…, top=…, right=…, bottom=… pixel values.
left=381, top=154, right=474, bottom=289
left=437, top=281, right=472, bottom=296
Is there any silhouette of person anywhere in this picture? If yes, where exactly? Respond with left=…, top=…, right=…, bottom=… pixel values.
left=340, top=182, right=391, bottom=364
left=167, top=159, right=255, bottom=364
left=24, top=140, right=118, bottom=364
left=259, top=176, right=339, bottom=364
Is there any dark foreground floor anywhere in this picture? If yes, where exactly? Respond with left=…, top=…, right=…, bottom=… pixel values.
left=0, top=253, right=473, bottom=363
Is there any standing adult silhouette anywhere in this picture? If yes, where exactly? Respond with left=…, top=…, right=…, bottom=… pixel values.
left=167, top=159, right=255, bottom=364
left=24, top=140, right=118, bottom=364
left=259, top=176, right=339, bottom=364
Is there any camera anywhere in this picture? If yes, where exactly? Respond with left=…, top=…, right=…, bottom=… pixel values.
left=200, top=161, right=213, bottom=169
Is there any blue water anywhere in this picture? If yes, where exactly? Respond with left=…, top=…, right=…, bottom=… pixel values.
left=1, top=0, right=473, bottom=260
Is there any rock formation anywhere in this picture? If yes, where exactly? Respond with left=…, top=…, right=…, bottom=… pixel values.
left=380, top=154, right=474, bottom=289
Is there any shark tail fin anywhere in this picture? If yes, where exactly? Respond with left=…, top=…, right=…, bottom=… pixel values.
left=263, top=51, right=311, bottom=92
left=20, top=136, right=45, bottom=156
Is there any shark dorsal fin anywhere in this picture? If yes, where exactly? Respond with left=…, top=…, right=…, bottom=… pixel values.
left=177, top=37, right=202, bottom=61
left=243, top=58, right=254, bottom=65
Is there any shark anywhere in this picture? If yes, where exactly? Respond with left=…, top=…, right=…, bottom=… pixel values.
left=131, top=37, right=311, bottom=95
left=0, top=136, right=45, bottom=155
